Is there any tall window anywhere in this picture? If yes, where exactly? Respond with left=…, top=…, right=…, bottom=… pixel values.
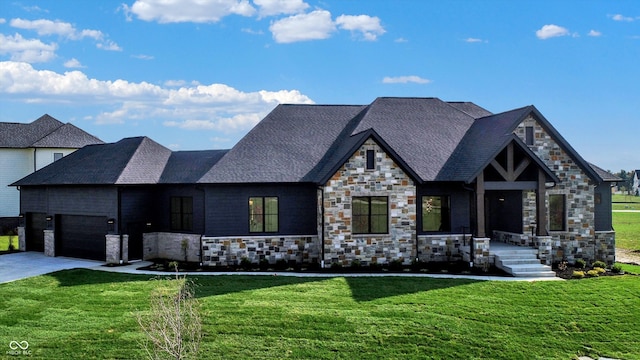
left=422, top=195, right=451, bottom=232
left=249, top=197, right=278, bottom=232
left=366, top=149, right=375, bottom=170
left=549, top=194, right=566, bottom=231
left=525, top=126, right=534, bottom=146
left=353, top=196, right=388, bottom=234
left=170, top=196, right=193, bottom=231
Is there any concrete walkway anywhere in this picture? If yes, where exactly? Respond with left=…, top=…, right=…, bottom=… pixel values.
left=1, top=252, right=564, bottom=284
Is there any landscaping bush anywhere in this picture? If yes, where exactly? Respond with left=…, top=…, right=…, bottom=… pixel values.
left=240, top=257, right=253, bottom=271
left=259, top=258, right=269, bottom=271
left=389, top=259, right=404, bottom=271
left=274, top=259, right=288, bottom=271
left=593, top=267, right=606, bottom=274
left=330, top=262, right=343, bottom=271
left=592, top=261, right=607, bottom=269
left=611, top=264, right=623, bottom=274
left=586, top=269, right=600, bottom=277
left=574, top=259, right=586, bottom=269
left=572, top=271, right=585, bottom=279
left=350, top=259, right=361, bottom=270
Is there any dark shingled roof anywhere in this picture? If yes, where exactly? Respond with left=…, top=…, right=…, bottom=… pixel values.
left=588, top=163, right=621, bottom=182
left=160, top=150, right=229, bottom=184
left=199, top=104, right=367, bottom=183
left=12, top=137, right=172, bottom=186
left=0, top=114, right=103, bottom=148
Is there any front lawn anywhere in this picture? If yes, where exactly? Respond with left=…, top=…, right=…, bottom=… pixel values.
left=1, top=270, right=638, bottom=359
left=0, top=235, right=18, bottom=252
left=613, top=212, right=640, bottom=251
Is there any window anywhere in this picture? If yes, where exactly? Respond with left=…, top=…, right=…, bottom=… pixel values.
left=525, top=126, right=534, bottom=146
left=53, top=152, right=63, bottom=161
left=366, top=149, right=375, bottom=170
left=422, top=196, right=451, bottom=232
left=549, top=194, right=565, bottom=231
left=170, top=196, right=193, bottom=231
left=249, top=197, right=278, bottom=232
left=353, top=196, right=388, bottom=234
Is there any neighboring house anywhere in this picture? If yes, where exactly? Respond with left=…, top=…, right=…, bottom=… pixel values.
left=0, top=114, right=103, bottom=219
left=12, top=98, right=618, bottom=269
left=633, top=170, right=640, bottom=196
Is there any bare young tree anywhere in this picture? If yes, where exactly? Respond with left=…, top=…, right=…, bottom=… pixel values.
left=136, top=263, right=202, bottom=360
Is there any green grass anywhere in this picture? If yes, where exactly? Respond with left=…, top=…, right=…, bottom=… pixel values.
left=613, top=212, right=640, bottom=251
left=0, top=235, right=18, bottom=251
left=617, top=263, right=640, bottom=275
left=1, top=270, right=639, bottom=359
left=612, top=194, right=640, bottom=211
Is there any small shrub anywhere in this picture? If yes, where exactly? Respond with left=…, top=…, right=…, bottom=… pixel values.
left=411, top=259, right=425, bottom=272
left=592, top=261, right=607, bottom=269
left=274, top=259, right=288, bottom=271
left=350, top=259, right=361, bottom=270
left=240, top=257, right=253, bottom=271
left=259, top=258, right=270, bottom=271
left=369, top=262, right=382, bottom=272
left=586, top=269, right=600, bottom=277
left=572, top=271, right=585, bottom=279
left=556, top=261, right=568, bottom=271
left=574, top=259, right=586, bottom=269
left=593, top=267, right=606, bottom=274
left=611, top=264, right=623, bottom=273
left=330, top=262, right=343, bottom=271
left=389, top=259, right=404, bottom=271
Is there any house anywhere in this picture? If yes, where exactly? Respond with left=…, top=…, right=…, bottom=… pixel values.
left=12, top=98, right=618, bottom=269
left=633, top=170, right=640, bottom=196
left=0, top=114, right=103, bottom=223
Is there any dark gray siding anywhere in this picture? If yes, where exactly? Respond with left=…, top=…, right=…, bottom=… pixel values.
left=20, top=186, right=117, bottom=218
left=156, top=185, right=206, bottom=234
left=204, top=183, right=317, bottom=237
left=417, top=183, right=472, bottom=234
left=120, top=186, right=160, bottom=230
left=594, top=183, right=613, bottom=231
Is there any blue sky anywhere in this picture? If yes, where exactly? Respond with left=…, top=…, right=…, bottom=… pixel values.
left=1, top=0, right=638, bottom=172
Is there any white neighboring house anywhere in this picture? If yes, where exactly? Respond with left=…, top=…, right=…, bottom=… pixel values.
left=0, top=114, right=103, bottom=217
left=633, top=170, right=640, bottom=196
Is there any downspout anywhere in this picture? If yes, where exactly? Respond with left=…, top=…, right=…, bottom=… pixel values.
left=33, top=148, right=37, bottom=172
left=462, top=183, right=475, bottom=266
left=117, top=186, right=123, bottom=264
left=318, top=186, right=325, bottom=269
left=196, top=186, right=206, bottom=266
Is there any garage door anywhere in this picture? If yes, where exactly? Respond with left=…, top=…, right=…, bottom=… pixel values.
left=26, top=212, right=47, bottom=252
left=57, top=215, right=106, bottom=261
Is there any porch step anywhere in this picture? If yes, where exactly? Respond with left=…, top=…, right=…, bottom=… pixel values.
left=492, top=245, right=556, bottom=278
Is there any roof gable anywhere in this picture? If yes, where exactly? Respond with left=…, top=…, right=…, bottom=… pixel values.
left=0, top=114, right=102, bottom=148
left=160, top=150, right=228, bottom=183
left=12, top=137, right=171, bottom=186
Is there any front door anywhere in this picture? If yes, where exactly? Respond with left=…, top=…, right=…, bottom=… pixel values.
left=485, top=190, right=523, bottom=237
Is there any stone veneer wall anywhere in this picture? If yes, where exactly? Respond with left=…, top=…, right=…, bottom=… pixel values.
left=514, top=116, right=604, bottom=264
left=595, top=231, right=615, bottom=265
left=201, top=235, right=319, bottom=267
left=143, top=232, right=201, bottom=262
left=417, top=234, right=469, bottom=262
left=323, top=139, right=416, bottom=266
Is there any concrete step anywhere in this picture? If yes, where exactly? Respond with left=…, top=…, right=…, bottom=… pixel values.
left=499, top=258, right=544, bottom=266
left=491, top=249, right=539, bottom=256
left=510, top=270, right=557, bottom=278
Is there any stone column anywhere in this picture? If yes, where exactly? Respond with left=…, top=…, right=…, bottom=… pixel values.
left=106, top=234, right=128, bottom=264
left=536, top=235, right=552, bottom=265
left=17, top=227, right=26, bottom=251
left=44, top=230, right=55, bottom=257
left=472, top=237, right=491, bottom=268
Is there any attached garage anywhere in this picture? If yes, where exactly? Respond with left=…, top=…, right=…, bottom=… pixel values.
left=26, top=212, right=47, bottom=252
left=56, top=215, right=107, bottom=261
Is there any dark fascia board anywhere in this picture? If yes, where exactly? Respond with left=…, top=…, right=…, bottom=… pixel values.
left=524, top=106, right=603, bottom=184
left=317, top=128, right=423, bottom=185
left=465, top=133, right=560, bottom=185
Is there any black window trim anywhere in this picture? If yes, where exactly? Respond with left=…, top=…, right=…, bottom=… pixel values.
left=421, top=195, right=452, bottom=233
left=249, top=196, right=279, bottom=233
left=170, top=196, right=193, bottom=232
left=352, top=196, right=388, bottom=234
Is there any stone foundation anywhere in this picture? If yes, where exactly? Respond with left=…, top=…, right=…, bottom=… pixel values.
left=595, top=231, right=615, bottom=265
left=143, top=232, right=201, bottom=262
left=472, top=237, right=491, bottom=268
left=417, top=234, right=468, bottom=262
left=201, top=235, right=319, bottom=267
left=324, top=235, right=413, bottom=266
left=18, top=226, right=26, bottom=251
left=493, top=230, right=535, bottom=247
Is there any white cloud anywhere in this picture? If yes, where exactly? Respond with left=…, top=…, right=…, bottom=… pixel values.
left=464, top=37, right=488, bottom=43
left=0, top=61, right=314, bottom=133
left=394, top=37, right=408, bottom=43
left=588, top=30, right=602, bottom=37
left=123, top=0, right=256, bottom=23
left=0, top=33, right=57, bottom=63
left=535, top=24, right=570, bottom=39
left=96, top=40, right=122, bottom=51
left=254, top=0, right=309, bottom=19
left=335, top=14, right=385, bottom=41
left=382, top=75, right=431, bottom=84
left=0, top=18, right=6, bottom=24
left=63, top=58, right=84, bottom=68
left=610, top=14, right=635, bottom=22
left=10, top=18, right=103, bottom=40
left=132, top=54, right=154, bottom=60
left=270, top=10, right=336, bottom=43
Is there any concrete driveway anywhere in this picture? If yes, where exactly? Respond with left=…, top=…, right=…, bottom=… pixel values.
left=0, top=252, right=103, bottom=284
